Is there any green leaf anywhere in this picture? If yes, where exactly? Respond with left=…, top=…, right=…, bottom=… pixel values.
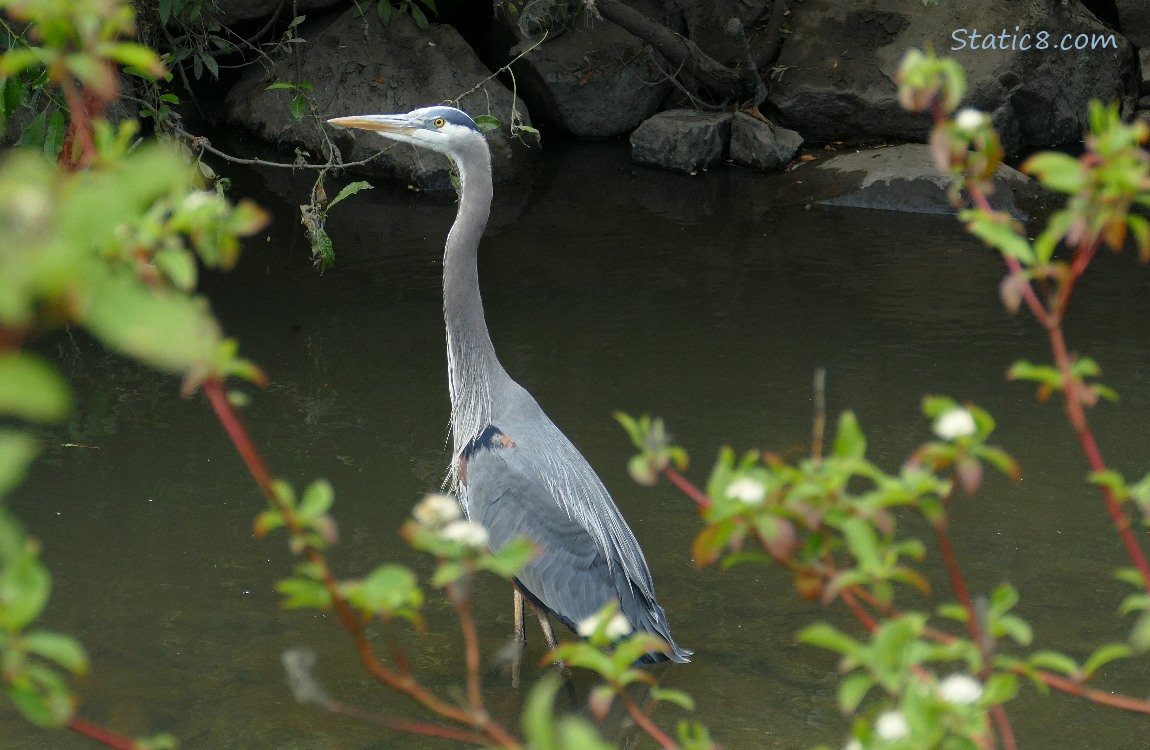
left=480, top=537, right=536, bottom=578
left=7, top=681, right=72, bottom=727
left=474, top=114, right=503, bottom=132
left=1132, top=611, right=1150, bottom=653
left=377, top=1, right=393, bottom=24
left=838, top=672, right=873, bottom=713
left=995, top=614, right=1032, bottom=646
left=1021, top=151, right=1085, bottom=194
left=0, top=550, right=51, bottom=630
left=275, top=577, right=332, bottom=610
left=265, top=82, right=298, bottom=91
left=650, top=687, right=695, bottom=711
left=921, top=395, right=958, bottom=419
left=105, top=42, right=164, bottom=77
left=0, top=353, right=71, bottom=423
left=840, top=517, right=881, bottom=572
left=352, top=564, right=422, bottom=616
left=289, top=93, right=307, bottom=122
left=0, top=48, right=47, bottom=78
left=1081, top=642, right=1132, bottom=678
left=960, top=210, right=1035, bottom=265
left=153, top=248, right=197, bottom=291
left=980, top=673, right=1018, bottom=705
left=410, top=4, right=429, bottom=28
left=1113, top=567, right=1145, bottom=588
left=43, top=109, right=66, bottom=160
left=23, top=631, right=89, bottom=675
left=298, top=479, right=334, bottom=520
left=197, top=51, right=219, bottom=79
left=159, top=0, right=175, bottom=24
left=1028, top=650, right=1079, bottom=677
left=0, top=430, right=41, bottom=496
left=832, top=411, right=866, bottom=459
left=798, top=623, right=860, bottom=656
left=83, top=275, right=223, bottom=376
left=327, top=180, right=373, bottom=210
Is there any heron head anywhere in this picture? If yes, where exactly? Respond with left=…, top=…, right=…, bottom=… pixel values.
left=326, top=105, right=482, bottom=156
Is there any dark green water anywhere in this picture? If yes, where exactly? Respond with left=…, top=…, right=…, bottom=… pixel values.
left=5, top=141, right=1150, bottom=749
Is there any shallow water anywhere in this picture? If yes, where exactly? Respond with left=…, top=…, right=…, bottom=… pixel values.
left=6, top=140, right=1150, bottom=749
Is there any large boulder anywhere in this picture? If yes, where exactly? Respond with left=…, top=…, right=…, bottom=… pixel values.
left=771, top=1, right=1135, bottom=154
left=222, top=8, right=538, bottom=190
left=630, top=110, right=732, bottom=173
left=1116, top=1, right=1150, bottom=48
left=489, top=2, right=672, bottom=137
left=730, top=112, right=803, bottom=171
left=812, top=144, right=1044, bottom=218
left=184, top=0, right=341, bottom=28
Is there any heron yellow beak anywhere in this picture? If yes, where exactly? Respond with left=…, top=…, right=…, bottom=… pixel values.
left=326, top=114, right=417, bottom=135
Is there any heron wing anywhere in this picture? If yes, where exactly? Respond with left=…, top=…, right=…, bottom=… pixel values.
left=459, top=412, right=690, bottom=661
left=460, top=424, right=644, bottom=631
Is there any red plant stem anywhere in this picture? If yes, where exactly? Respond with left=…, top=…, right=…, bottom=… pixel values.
left=1033, top=670, right=1150, bottom=713
left=383, top=618, right=410, bottom=675
left=933, top=511, right=990, bottom=660
left=451, top=585, right=487, bottom=720
left=58, top=77, right=96, bottom=169
left=323, top=700, right=492, bottom=745
left=204, top=380, right=275, bottom=497
left=970, top=188, right=1150, bottom=593
left=617, top=688, right=679, bottom=749
left=662, top=466, right=711, bottom=511
left=201, top=378, right=522, bottom=749
left=839, top=589, right=878, bottom=633
left=990, top=705, right=1017, bottom=750
left=67, top=717, right=137, bottom=749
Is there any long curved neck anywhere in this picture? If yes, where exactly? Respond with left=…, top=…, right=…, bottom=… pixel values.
left=443, top=135, right=506, bottom=454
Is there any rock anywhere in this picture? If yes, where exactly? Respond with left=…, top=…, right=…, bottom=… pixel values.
left=629, top=109, right=733, bottom=173
left=813, top=144, right=1042, bottom=218
left=730, top=112, right=803, bottom=171
left=489, top=2, right=671, bottom=137
left=1116, top=0, right=1150, bottom=48
left=185, top=0, right=341, bottom=27
left=222, top=8, right=537, bottom=190
left=1140, top=48, right=1150, bottom=95
left=771, top=1, right=1135, bottom=154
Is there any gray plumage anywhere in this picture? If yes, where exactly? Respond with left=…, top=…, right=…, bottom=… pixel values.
left=327, top=105, right=690, bottom=663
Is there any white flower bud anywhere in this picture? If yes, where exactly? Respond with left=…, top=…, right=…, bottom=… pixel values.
left=955, top=108, right=986, bottom=131
left=938, top=673, right=983, bottom=704
left=576, top=610, right=634, bottom=639
left=727, top=476, right=766, bottom=504
left=412, top=493, right=461, bottom=526
left=875, top=710, right=910, bottom=740
left=439, top=519, right=488, bottom=548
left=933, top=408, right=976, bottom=440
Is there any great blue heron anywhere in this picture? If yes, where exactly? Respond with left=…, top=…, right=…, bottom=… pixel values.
left=326, top=106, right=691, bottom=669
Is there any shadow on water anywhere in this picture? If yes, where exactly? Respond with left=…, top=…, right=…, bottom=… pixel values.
left=6, top=139, right=1150, bottom=748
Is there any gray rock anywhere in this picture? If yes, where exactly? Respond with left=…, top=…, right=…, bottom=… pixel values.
left=1116, top=0, right=1150, bottom=48
left=222, top=9, right=537, bottom=190
left=630, top=109, right=733, bottom=174
left=815, top=144, right=1041, bottom=218
left=191, top=0, right=341, bottom=27
left=771, top=1, right=1134, bottom=154
left=729, top=112, right=803, bottom=171
left=489, top=3, right=671, bottom=137
left=1140, top=48, right=1150, bottom=95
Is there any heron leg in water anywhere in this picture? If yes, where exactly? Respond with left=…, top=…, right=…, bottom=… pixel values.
left=510, top=585, right=568, bottom=688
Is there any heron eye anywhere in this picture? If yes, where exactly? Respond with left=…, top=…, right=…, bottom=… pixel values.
left=434, top=118, right=445, bottom=128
